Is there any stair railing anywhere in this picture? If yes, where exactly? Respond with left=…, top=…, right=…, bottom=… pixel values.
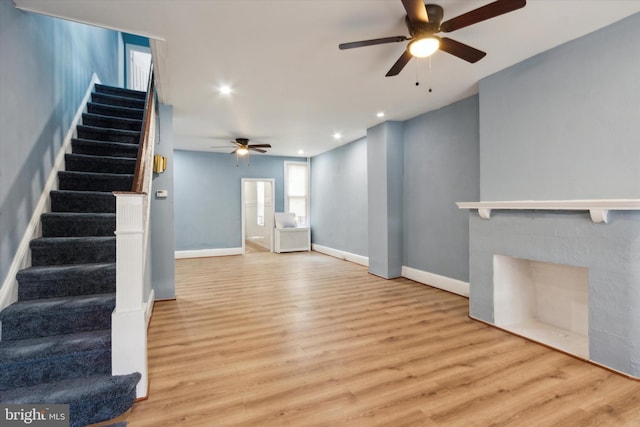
left=112, top=65, right=156, bottom=399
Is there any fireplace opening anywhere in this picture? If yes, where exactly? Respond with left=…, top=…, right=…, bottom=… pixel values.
left=493, top=255, right=589, bottom=358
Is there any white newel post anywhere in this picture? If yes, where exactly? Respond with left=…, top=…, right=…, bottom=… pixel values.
left=112, top=193, right=149, bottom=398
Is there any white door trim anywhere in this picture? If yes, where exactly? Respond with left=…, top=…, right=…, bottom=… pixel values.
left=241, top=178, right=276, bottom=253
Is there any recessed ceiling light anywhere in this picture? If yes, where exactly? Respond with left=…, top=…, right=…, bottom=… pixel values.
left=219, top=85, right=232, bottom=95
left=298, top=149, right=304, bottom=155
left=377, top=112, right=385, bottom=118
left=333, top=132, right=342, bottom=140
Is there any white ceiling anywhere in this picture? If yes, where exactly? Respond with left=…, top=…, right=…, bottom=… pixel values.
left=14, top=0, right=640, bottom=157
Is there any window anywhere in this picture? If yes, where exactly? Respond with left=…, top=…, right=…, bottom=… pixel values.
left=284, top=161, right=309, bottom=226
left=256, top=181, right=265, bottom=227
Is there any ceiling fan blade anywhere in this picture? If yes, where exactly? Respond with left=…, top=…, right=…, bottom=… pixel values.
left=441, top=0, right=526, bottom=33
left=250, top=148, right=267, bottom=153
left=230, top=149, right=238, bottom=154
left=439, top=37, right=486, bottom=63
left=339, top=36, right=408, bottom=50
left=386, top=50, right=413, bottom=77
left=401, top=0, right=429, bottom=23
left=248, top=144, right=272, bottom=148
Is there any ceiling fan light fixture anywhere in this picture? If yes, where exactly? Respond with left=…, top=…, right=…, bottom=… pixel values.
left=237, top=147, right=249, bottom=156
left=408, top=36, right=440, bottom=58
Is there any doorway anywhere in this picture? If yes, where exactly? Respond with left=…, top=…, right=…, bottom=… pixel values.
left=241, top=178, right=275, bottom=254
left=126, top=44, right=152, bottom=91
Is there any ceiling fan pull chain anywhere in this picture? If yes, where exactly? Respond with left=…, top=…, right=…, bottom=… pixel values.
left=415, top=57, right=420, bottom=86
left=428, top=56, right=433, bottom=93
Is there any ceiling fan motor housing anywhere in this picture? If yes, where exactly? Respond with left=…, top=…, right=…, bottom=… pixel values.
left=406, top=4, right=443, bottom=36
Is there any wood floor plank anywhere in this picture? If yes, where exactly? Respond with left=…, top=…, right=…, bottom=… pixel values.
left=94, top=251, right=640, bottom=426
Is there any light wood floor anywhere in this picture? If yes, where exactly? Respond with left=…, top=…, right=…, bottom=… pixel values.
left=102, top=252, right=640, bottom=426
left=244, top=240, right=270, bottom=254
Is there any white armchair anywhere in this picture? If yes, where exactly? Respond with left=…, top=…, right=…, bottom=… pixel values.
left=274, top=212, right=310, bottom=253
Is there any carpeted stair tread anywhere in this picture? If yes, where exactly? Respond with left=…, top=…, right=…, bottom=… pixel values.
left=0, top=372, right=141, bottom=427
left=65, top=153, right=136, bottom=175
left=77, top=125, right=140, bottom=144
left=82, top=113, right=143, bottom=132
left=87, top=102, right=144, bottom=120
left=95, top=83, right=146, bottom=100
left=0, top=293, right=115, bottom=341
left=58, top=170, right=133, bottom=192
left=91, top=92, right=145, bottom=110
left=51, top=190, right=116, bottom=213
left=17, top=263, right=115, bottom=300
left=41, top=212, right=115, bottom=237
left=30, top=236, right=115, bottom=266
left=71, top=138, right=139, bottom=158
left=0, top=330, right=111, bottom=391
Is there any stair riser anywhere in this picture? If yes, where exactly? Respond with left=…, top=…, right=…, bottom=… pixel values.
left=58, top=172, right=133, bottom=192
left=82, top=114, right=142, bottom=132
left=87, top=103, right=144, bottom=120
left=30, top=240, right=115, bottom=266
left=0, top=350, right=110, bottom=391
left=65, top=154, right=136, bottom=175
left=71, top=140, right=139, bottom=158
left=18, top=274, right=115, bottom=301
left=94, top=84, right=146, bottom=100
left=1, top=307, right=113, bottom=341
left=51, top=192, right=115, bottom=214
left=91, top=92, right=145, bottom=109
left=77, top=126, right=140, bottom=145
left=42, top=217, right=115, bottom=238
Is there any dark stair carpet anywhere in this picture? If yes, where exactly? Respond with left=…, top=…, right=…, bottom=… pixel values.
left=51, top=190, right=115, bottom=214
left=0, top=83, right=144, bottom=426
left=71, top=138, right=139, bottom=158
left=42, top=213, right=116, bottom=237
left=65, top=153, right=137, bottom=174
left=76, top=125, right=140, bottom=145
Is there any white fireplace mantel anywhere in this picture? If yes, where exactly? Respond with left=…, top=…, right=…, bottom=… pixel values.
left=457, top=199, right=640, bottom=224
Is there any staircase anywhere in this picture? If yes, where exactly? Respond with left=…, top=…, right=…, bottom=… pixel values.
left=0, top=84, right=146, bottom=427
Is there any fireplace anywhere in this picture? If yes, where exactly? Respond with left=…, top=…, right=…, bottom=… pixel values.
left=493, top=255, right=589, bottom=358
left=459, top=200, right=640, bottom=378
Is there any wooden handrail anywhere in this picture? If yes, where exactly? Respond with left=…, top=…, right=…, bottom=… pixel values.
left=132, top=64, right=155, bottom=193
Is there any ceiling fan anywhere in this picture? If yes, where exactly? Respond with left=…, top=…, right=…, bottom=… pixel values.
left=211, top=138, right=272, bottom=156
left=338, top=0, right=526, bottom=77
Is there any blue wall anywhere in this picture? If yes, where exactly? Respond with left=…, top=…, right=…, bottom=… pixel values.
left=310, top=137, right=368, bottom=256
left=150, top=105, right=176, bottom=300
left=367, top=122, right=404, bottom=278
left=0, top=1, right=120, bottom=286
left=403, top=96, right=480, bottom=282
left=479, top=12, right=640, bottom=201
left=122, top=33, right=150, bottom=48
left=309, top=97, right=479, bottom=282
left=174, top=150, right=305, bottom=250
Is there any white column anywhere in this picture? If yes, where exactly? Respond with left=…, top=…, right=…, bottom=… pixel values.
left=112, top=192, right=148, bottom=398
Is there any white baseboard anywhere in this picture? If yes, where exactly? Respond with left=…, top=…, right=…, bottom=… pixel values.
left=312, top=244, right=369, bottom=267
left=175, top=247, right=244, bottom=259
left=0, top=74, right=100, bottom=313
left=144, top=288, right=155, bottom=327
left=401, top=266, right=469, bottom=297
